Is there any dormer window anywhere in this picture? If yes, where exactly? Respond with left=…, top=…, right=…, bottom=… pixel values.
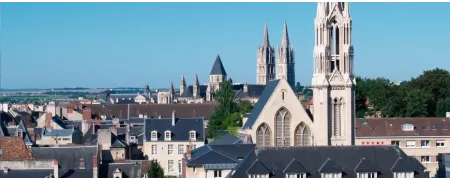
left=401, top=124, right=414, bottom=131
left=286, top=173, right=307, bottom=178
left=165, top=131, right=171, bottom=141
left=357, top=172, right=377, bottom=178
left=151, top=130, right=158, bottom=141
left=189, top=130, right=196, bottom=141
left=321, top=173, right=342, bottom=178
left=393, top=172, right=414, bottom=178
left=249, top=174, right=269, bottom=178
left=114, top=168, right=122, bottom=178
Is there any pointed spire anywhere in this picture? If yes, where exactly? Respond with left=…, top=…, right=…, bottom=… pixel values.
left=180, top=74, right=186, bottom=87
left=281, top=20, right=290, bottom=48
left=210, top=55, right=227, bottom=76
left=169, top=82, right=175, bottom=94
left=194, top=74, right=199, bottom=86
left=262, top=22, right=270, bottom=47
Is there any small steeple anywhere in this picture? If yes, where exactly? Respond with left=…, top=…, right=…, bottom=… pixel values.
left=169, top=82, right=175, bottom=95
left=180, top=74, right=186, bottom=87
left=210, top=55, right=227, bottom=76
left=194, top=74, right=200, bottom=86
left=281, top=20, right=290, bottom=48
left=262, top=21, right=270, bottom=48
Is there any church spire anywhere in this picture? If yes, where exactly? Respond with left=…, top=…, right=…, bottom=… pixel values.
left=180, top=74, right=186, bottom=95
left=169, top=82, right=175, bottom=95
left=281, top=20, right=290, bottom=48
left=262, top=22, right=270, bottom=47
left=194, top=74, right=199, bottom=86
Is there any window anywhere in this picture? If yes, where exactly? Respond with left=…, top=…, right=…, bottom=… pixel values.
left=151, top=144, right=157, bottom=155
left=249, top=174, right=269, bottom=178
left=321, top=173, right=342, bottom=178
left=214, top=170, right=222, bottom=178
left=168, top=144, right=174, bottom=155
left=165, top=131, right=171, bottom=141
left=357, top=172, right=377, bottom=178
left=406, top=141, right=416, bottom=148
left=393, top=172, right=414, bottom=178
left=391, top=141, right=400, bottom=146
left=282, top=91, right=285, bottom=100
left=421, top=140, right=430, bottom=147
left=168, top=160, right=174, bottom=172
left=192, top=144, right=197, bottom=150
left=178, top=160, right=182, bottom=177
left=178, top=144, right=185, bottom=154
left=421, top=156, right=430, bottom=163
left=401, top=124, right=414, bottom=131
left=286, top=173, right=307, bottom=178
left=436, top=140, right=446, bottom=147
left=189, top=131, right=196, bottom=141
left=151, top=131, right=158, bottom=141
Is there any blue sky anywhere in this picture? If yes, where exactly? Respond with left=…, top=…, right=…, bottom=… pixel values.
left=2, top=2, right=450, bottom=89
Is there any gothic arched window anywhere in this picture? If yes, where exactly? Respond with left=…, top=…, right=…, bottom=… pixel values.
left=294, top=123, right=311, bottom=146
left=275, top=108, right=291, bottom=147
left=333, top=98, right=341, bottom=137
left=256, top=123, right=271, bottom=147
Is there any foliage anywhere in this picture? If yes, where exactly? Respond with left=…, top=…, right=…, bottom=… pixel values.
left=294, top=82, right=303, bottom=93
left=436, top=98, right=450, bottom=117
left=237, top=100, right=253, bottom=113
left=355, top=68, right=450, bottom=118
left=227, top=126, right=239, bottom=136
left=147, top=159, right=164, bottom=178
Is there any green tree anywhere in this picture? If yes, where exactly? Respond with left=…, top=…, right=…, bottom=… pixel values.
left=294, top=82, right=303, bottom=93
left=207, top=80, right=237, bottom=138
left=436, top=98, right=450, bottom=117
left=147, top=159, right=164, bottom=178
left=237, top=100, right=253, bottom=113
left=354, top=77, right=368, bottom=118
left=222, top=112, right=242, bottom=128
left=405, top=89, right=433, bottom=117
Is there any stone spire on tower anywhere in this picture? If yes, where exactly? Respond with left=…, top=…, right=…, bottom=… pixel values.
left=276, top=20, right=295, bottom=88
left=256, top=22, right=276, bottom=85
left=180, top=74, right=186, bottom=95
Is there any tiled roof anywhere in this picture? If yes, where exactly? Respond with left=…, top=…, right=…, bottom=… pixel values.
left=0, top=136, right=30, bottom=160
left=356, top=117, right=450, bottom=137
left=230, top=146, right=427, bottom=178
left=84, top=103, right=215, bottom=120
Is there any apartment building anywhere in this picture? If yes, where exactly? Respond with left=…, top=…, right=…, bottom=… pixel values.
left=356, top=117, right=450, bottom=177
left=142, top=111, right=205, bottom=177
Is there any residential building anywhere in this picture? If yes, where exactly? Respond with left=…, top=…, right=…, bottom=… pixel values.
left=142, top=111, right=205, bottom=177
left=229, top=146, right=428, bottom=178
left=356, top=117, right=450, bottom=177
left=437, top=153, right=450, bottom=178
left=183, top=144, right=255, bottom=178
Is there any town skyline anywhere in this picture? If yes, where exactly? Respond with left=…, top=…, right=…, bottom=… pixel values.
left=2, top=2, right=450, bottom=89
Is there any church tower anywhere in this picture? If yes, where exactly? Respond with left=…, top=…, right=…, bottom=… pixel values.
left=311, top=2, right=355, bottom=146
left=256, top=22, right=276, bottom=85
left=276, top=21, right=295, bottom=88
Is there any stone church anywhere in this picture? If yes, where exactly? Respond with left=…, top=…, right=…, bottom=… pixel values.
left=238, top=2, right=356, bottom=147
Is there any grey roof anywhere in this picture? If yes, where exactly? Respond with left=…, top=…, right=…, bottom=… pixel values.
left=242, top=79, right=280, bottom=129
left=204, top=163, right=238, bottom=170
left=179, top=85, right=207, bottom=98
left=42, top=128, right=75, bottom=137
left=144, top=117, right=204, bottom=142
left=107, top=163, right=142, bottom=178
left=354, top=157, right=378, bottom=173
left=0, top=169, right=94, bottom=178
left=230, top=146, right=427, bottom=178
left=283, top=159, right=308, bottom=174
left=209, top=133, right=243, bottom=145
left=210, top=55, right=227, bottom=75
left=52, top=116, right=67, bottom=129
left=246, top=159, right=272, bottom=174
left=129, top=126, right=145, bottom=145
left=187, top=144, right=255, bottom=166
left=31, top=146, right=98, bottom=170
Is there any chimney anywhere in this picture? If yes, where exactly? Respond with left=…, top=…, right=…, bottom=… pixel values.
left=243, top=83, right=248, bottom=93
left=186, top=145, right=192, bottom=160
left=45, top=112, right=53, bottom=129
left=67, top=104, right=74, bottom=114
left=172, top=111, right=176, bottom=126
left=92, top=121, right=96, bottom=135
left=53, top=160, right=59, bottom=178
left=79, top=158, right=85, bottom=169
left=181, top=158, right=186, bottom=178
left=93, top=155, right=98, bottom=178
left=3, top=167, right=8, bottom=174
left=82, top=108, right=92, bottom=121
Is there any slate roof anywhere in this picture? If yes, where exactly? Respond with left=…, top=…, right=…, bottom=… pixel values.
left=144, top=117, right=205, bottom=142
left=129, top=126, right=144, bottom=145
left=242, top=79, right=280, bottom=129
left=234, top=84, right=267, bottom=99
left=31, top=146, right=98, bottom=170
left=230, top=146, right=427, bottom=178
left=107, top=163, right=142, bottom=178
left=179, top=85, right=207, bottom=98
left=210, top=55, right=227, bottom=75
left=0, top=169, right=94, bottom=178
left=42, top=128, right=75, bottom=136
left=283, top=159, right=308, bottom=174
left=0, top=136, right=30, bottom=160
left=356, top=117, right=450, bottom=137
left=209, top=133, right=243, bottom=145
left=187, top=144, right=255, bottom=166
left=84, top=103, right=215, bottom=120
